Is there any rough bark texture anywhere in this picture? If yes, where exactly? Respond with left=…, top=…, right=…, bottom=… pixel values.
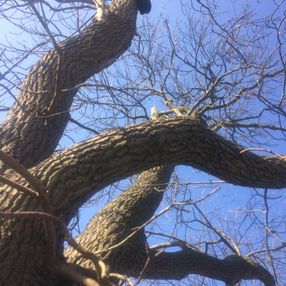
left=65, top=165, right=174, bottom=276
left=35, top=117, right=286, bottom=212
left=1, top=116, right=284, bottom=285
left=65, top=165, right=275, bottom=285
left=0, top=0, right=139, bottom=285
left=0, top=0, right=285, bottom=285
left=0, top=0, right=138, bottom=169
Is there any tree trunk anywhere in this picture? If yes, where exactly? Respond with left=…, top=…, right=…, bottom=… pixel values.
left=0, top=1, right=139, bottom=285
left=0, top=0, right=137, bottom=170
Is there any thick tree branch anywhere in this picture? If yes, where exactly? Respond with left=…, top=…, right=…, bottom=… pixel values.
left=142, top=249, right=275, bottom=286
left=65, top=165, right=174, bottom=275
left=29, top=117, right=286, bottom=218
left=0, top=0, right=138, bottom=169
left=63, top=161, right=276, bottom=286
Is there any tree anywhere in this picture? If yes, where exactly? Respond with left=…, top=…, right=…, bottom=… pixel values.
left=0, top=0, right=285, bottom=285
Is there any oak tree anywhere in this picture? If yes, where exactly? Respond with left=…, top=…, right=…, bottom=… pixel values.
left=0, top=0, right=285, bottom=285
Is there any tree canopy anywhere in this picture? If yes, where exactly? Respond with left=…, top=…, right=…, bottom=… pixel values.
left=0, top=0, right=285, bottom=285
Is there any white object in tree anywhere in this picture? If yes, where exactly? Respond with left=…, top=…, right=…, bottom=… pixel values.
left=151, top=105, right=159, bottom=120
left=94, top=0, right=107, bottom=21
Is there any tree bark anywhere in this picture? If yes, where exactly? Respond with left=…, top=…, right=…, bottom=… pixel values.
left=64, top=163, right=275, bottom=286
left=32, top=117, right=286, bottom=219
left=0, top=0, right=138, bottom=169
left=141, top=250, right=275, bottom=286
left=0, top=1, right=139, bottom=285
left=65, top=165, right=174, bottom=276
left=1, top=116, right=285, bottom=285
